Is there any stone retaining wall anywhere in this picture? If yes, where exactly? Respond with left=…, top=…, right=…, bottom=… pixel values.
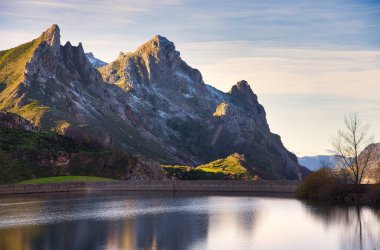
left=0, top=180, right=301, bottom=195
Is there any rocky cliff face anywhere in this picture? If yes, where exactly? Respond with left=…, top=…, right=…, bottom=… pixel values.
left=0, top=25, right=307, bottom=179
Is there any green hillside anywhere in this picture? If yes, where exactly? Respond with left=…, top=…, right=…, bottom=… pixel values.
left=163, top=154, right=254, bottom=180
left=0, top=126, right=136, bottom=184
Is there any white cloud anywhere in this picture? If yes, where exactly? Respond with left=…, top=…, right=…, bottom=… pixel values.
left=179, top=41, right=380, bottom=98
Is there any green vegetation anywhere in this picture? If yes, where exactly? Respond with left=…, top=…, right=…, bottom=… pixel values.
left=296, top=168, right=380, bottom=203
left=19, top=176, right=115, bottom=184
left=298, top=113, right=380, bottom=203
left=0, top=127, right=78, bottom=151
left=16, top=100, right=50, bottom=126
left=196, top=155, right=248, bottom=175
left=0, top=38, right=40, bottom=86
left=0, top=36, right=50, bottom=127
left=0, top=126, right=136, bottom=184
left=296, top=168, right=339, bottom=199
left=163, top=154, right=254, bottom=180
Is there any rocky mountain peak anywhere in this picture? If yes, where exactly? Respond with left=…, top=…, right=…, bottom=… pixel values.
left=100, top=35, right=203, bottom=89
left=134, top=35, right=181, bottom=77
left=136, top=35, right=177, bottom=56
left=24, top=24, right=62, bottom=76
left=23, top=25, right=103, bottom=95
left=40, top=24, right=61, bottom=56
left=229, top=80, right=258, bottom=106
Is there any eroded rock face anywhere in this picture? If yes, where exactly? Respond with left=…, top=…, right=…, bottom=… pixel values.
left=0, top=25, right=306, bottom=179
left=130, top=158, right=167, bottom=180
left=99, top=34, right=304, bottom=179
left=0, top=111, right=39, bottom=131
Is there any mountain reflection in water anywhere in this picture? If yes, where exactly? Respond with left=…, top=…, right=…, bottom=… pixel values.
left=0, top=192, right=379, bottom=250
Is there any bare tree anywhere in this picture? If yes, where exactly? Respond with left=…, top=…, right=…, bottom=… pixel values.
left=331, top=113, right=376, bottom=185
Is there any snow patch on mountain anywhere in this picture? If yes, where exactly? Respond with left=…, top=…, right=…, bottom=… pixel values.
left=85, top=52, right=107, bottom=68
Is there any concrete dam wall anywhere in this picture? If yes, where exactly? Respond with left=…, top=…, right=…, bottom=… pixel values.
left=0, top=180, right=301, bottom=195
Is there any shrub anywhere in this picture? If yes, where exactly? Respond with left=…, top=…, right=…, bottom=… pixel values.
left=296, top=168, right=339, bottom=199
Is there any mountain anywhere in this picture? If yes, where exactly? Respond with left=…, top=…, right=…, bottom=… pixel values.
left=85, top=52, right=107, bottom=68
left=0, top=112, right=166, bottom=183
left=298, top=155, right=338, bottom=171
left=358, top=143, right=380, bottom=183
left=0, top=24, right=307, bottom=180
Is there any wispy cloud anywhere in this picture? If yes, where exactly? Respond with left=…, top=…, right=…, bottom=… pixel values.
left=180, top=41, right=380, bottom=96
left=18, top=0, right=75, bottom=8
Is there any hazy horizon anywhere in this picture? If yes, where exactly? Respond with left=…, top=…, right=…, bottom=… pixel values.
left=1, top=0, right=379, bottom=156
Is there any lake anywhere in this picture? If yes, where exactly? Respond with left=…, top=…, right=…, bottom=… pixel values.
left=0, top=191, right=379, bottom=250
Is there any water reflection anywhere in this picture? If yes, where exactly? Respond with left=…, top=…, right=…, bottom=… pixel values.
left=0, top=192, right=379, bottom=250
left=303, top=201, right=380, bottom=250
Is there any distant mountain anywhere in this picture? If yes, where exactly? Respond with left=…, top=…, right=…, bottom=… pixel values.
left=359, top=143, right=380, bottom=183
left=298, top=155, right=337, bottom=171
left=0, top=24, right=308, bottom=180
left=85, top=52, right=107, bottom=68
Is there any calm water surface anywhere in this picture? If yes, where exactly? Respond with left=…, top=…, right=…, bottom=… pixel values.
left=0, top=191, right=379, bottom=250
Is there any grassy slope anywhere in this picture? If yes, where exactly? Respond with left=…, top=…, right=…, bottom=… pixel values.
left=0, top=37, right=49, bottom=126
left=195, top=155, right=247, bottom=175
left=0, top=39, right=39, bottom=86
left=163, top=154, right=250, bottom=180
left=19, top=176, right=115, bottom=184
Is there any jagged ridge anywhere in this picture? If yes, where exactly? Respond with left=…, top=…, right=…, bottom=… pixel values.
left=0, top=25, right=308, bottom=179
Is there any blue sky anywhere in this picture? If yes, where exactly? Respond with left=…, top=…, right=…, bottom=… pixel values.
left=1, top=0, right=379, bottom=156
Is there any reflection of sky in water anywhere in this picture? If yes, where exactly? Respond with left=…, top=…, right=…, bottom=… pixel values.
left=0, top=192, right=379, bottom=250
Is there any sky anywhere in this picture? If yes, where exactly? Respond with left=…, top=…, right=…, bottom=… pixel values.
left=0, top=0, right=379, bottom=156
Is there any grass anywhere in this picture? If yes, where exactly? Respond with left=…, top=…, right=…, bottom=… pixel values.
left=195, top=155, right=248, bottom=175
left=0, top=35, right=49, bottom=126
left=0, top=127, right=77, bottom=151
left=0, top=39, right=40, bottom=86
left=19, top=176, right=115, bottom=184
left=15, top=99, right=50, bottom=126
left=163, top=154, right=250, bottom=180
